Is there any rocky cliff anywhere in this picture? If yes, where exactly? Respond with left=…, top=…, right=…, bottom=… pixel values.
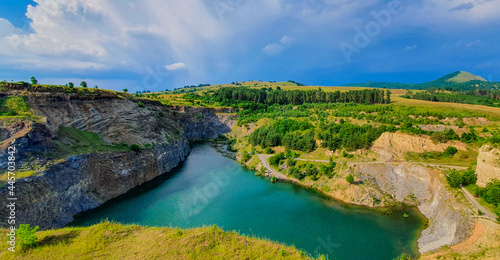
left=0, top=141, right=189, bottom=229
left=169, top=106, right=237, bottom=140
left=0, top=90, right=234, bottom=229
left=476, top=145, right=500, bottom=187
left=357, top=163, right=473, bottom=253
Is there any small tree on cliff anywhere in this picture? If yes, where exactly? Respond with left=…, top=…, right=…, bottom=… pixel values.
left=80, top=81, right=88, bottom=88
left=30, top=77, right=37, bottom=85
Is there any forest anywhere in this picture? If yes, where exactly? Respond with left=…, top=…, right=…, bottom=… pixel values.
left=202, top=87, right=391, bottom=106
left=402, top=89, right=500, bottom=108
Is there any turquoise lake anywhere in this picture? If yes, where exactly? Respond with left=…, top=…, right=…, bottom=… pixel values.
left=71, top=144, right=425, bottom=259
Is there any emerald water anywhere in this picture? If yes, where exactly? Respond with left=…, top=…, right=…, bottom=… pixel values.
left=71, top=144, right=425, bottom=259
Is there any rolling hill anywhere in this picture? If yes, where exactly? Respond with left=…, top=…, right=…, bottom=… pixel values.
left=346, top=71, right=498, bottom=90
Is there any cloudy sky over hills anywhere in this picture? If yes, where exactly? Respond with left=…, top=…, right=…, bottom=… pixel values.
left=0, top=0, right=499, bottom=92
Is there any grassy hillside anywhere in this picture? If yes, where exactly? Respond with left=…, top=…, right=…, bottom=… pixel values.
left=0, top=222, right=314, bottom=260
left=346, top=71, right=499, bottom=90
left=434, top=71, right=486, bottom=83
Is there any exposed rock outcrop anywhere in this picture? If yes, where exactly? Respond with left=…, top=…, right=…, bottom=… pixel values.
left=372, top=132, right=467, bottom=161
left=0, top=141, right=189, bottom=229
left=357, top=163, right=473, bottom=253
left=0, top=92, right=235, bottom=230
left=170, top=106, right=237, bottom=140
left=476, top=145, right=500, bottom=187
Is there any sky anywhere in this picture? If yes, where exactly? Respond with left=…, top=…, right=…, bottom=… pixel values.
left=0, top=0, right=499, bottom=92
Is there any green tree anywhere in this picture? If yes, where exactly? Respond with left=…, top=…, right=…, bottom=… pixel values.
left=68, top=82, right=74, bottom=88
left=130, top=144, right=141, bottom=152
left=17, top=224, right=39, bottom=251
left=443, top=146, right=458, bottom=157
left=80, top=81, right=87, bottom=88
left=346, top=174, right=355, bottom=184
left=123, top=88, right=128, bottom=93
left=386, top=90, right=391, bottom=104
left=484, top=179, right=500, bottom=205
left=94, top=85, right=98, bottom=89
left=241, top=150, right=251, bottom=163
left=30, top=77, right=37, bottom=85
left=446, top=170, right=463, bottom=188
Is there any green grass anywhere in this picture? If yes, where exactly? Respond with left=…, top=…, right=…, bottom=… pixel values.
left=53, top=127, right=130, bottom=158
left=0, top=96, right=31, bottom=117
left=405, top=148, right=478, bottom=167
left=0, top=221, right=313, bottom=260
left=0, top=170, right=37, bottom=182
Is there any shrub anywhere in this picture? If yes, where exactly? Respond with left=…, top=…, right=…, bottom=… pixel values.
left=137, top=101, right=145, bottom=108
left=443, top=146, right=458, bottom=157
left=269, top=153, right=285, bottom=166
left=495, top=205, right=500, bottom=217
left=431, top=132, right=448, bottom=143
left=17, top=224, right=39, bottom=251
left=271, top=176, right=277, bottom=183
left=241, top=150, right=251, bottom=163
left=483, top=179, right=500, bottom=206
left=346, top=174, right=354, bottom=184
left=446, top=169, right=477, bottom=188
left=130, top=144, right=141, bottom=152
left=289, top=167, right=303, bottom=180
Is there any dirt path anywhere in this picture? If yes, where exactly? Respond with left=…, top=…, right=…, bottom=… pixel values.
left=460, top=187, right=498, bottom=221
left=291, top=157, right=469, bottom=170
left=257, top=154, right=290, bottom=180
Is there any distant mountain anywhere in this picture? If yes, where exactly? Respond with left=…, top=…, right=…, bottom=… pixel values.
left=345, top=71, right=498, bottom=90
left=430, top=71, right=486, bottom=84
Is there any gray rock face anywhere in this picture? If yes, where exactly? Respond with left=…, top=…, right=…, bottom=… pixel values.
left=0, top=141, right=190, bottom=229
left=358, top=163, right=473, bottom=253
left=0, top=93, right=235, bottom=230
left=171, top=106, right=237, bottom=140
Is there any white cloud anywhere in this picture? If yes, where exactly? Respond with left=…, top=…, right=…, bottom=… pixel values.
left=165, top=62, right=186, bottom=71
left=0, top=18, right=19, bottom=38
left=263, top=43, right=285, bottom=55
left=466, top=40, right=481, bottom=47
left=280, top=36, right=294, bottom=45
left=403, top=45, right=417, bottom=51
left=263, top=35, right=294, bottom=56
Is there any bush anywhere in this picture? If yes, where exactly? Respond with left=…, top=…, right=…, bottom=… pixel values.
left=17, top=224, right=39, bottom=251
left=241, top=150, right=251, bottom=163
left=346, top=174, right=354, bottom=184
left=483, top=179, right=500, bottom=206
left=446, top=169, right=477, bottom=188
left=430, top=132, right=448, bottom=143
left=130, top=144, right=141, bottom=152
left=443, top=146, right=458, bottom=157
left=269, top=153, right=285, bottom=166
left=137, top=101, right=145, bottom=108
left=495, top=205, right=500, bottom=217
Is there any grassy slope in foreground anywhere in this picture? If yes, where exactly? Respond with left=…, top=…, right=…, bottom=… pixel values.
left=0, top=222, right=313, bottom=260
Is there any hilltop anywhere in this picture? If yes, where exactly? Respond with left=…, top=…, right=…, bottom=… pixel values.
left=435, top=71, right=486, bottom=83
left=345, top=71, right=498, bottom=90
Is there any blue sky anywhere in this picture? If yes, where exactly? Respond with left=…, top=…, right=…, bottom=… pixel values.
left=0, top=0, right=499, bottom=92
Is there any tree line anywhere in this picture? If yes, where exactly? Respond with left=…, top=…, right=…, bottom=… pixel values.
left=402, top=89, right=500, bottom=108
left=204, top=87, right=391, bottom=106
